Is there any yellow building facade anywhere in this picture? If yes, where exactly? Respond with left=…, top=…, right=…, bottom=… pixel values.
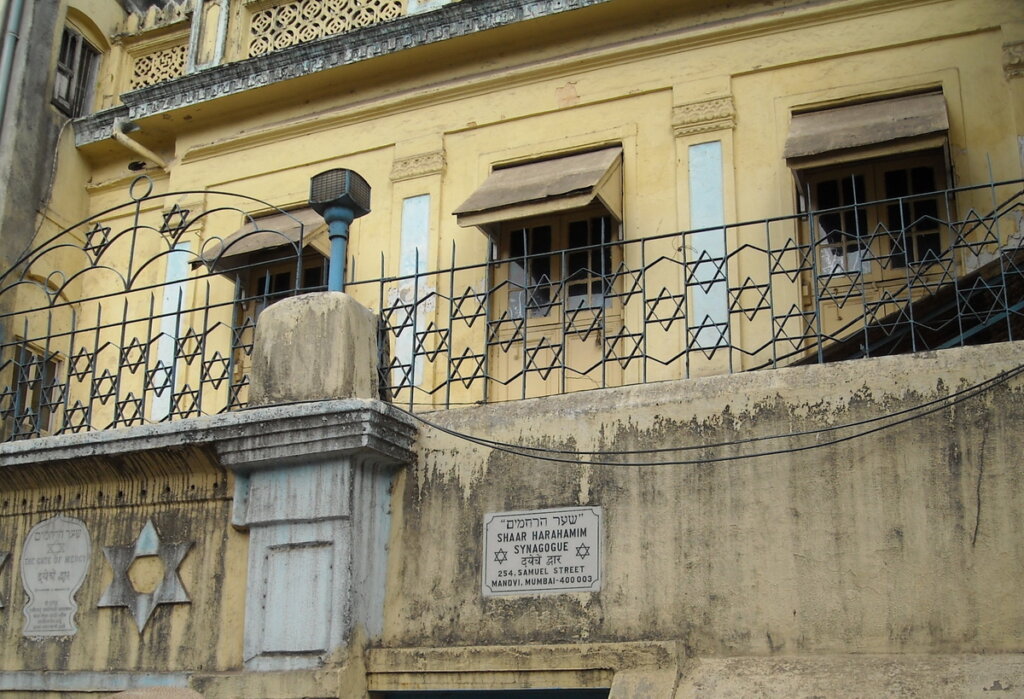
left=1, top=0, right=1023, bottom=696
left=3, top=0, right=1023, bottom=432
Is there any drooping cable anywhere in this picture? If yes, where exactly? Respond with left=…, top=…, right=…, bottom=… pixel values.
left=395, top=362, right=1024, bottom=466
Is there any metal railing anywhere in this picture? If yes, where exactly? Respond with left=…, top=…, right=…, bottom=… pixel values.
left=1, top=176, right=1022, bottom=441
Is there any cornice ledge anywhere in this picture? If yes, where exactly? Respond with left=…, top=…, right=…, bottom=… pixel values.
left=672, top=95, right=735, bottom=138
left=0, top=399, right=417, bottom=471
left=74, top=0, right=614, bottom=147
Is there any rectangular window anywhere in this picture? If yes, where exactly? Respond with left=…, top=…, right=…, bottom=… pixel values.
left=798, top=150, right=950, bottom=280
left=502, top=210, right=614, bottom=319
left=246, top=257, right=326, bottom=319
left=11, top=343, right=62, bottom=437
left=53, top=27, right=99, bottom=117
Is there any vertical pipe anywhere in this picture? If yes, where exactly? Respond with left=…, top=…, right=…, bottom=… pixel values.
left=324, top=208, right=354, bottom=292
left=0, top=0, right=27, bottom=140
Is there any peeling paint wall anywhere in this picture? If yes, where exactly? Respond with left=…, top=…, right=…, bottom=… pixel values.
left=384, top=341, right=1024, bottom=656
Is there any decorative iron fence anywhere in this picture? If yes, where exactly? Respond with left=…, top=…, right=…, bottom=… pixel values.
left=1, top=176, right=1022, bottom=441
left=363, top=177, right=1024, bottom=410
left=0, top=178, right=326, bottom=441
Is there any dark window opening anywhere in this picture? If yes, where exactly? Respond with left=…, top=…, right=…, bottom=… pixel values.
left=53, top=27, right=99, bottom=117
left=7, top=343, right=62, bottom=439
left=797, top=150, right=950, bottom=280
left=502, top=210, right=615, bottom=319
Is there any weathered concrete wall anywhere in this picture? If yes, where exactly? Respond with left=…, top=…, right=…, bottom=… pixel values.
left=384, top=341, right=1024, bottom=658
left=0, top=445, right=246, bottom=679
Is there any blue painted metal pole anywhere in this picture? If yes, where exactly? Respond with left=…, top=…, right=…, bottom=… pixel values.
left=324, top=205, right=355, bottom=292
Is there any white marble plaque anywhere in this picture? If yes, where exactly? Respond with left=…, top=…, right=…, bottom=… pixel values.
left=21, top=516, right=91, bottom=637
left=483, top=506, right=601, bottom=597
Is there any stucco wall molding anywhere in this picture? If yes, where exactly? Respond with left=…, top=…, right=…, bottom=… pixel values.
left=672, top=96, right=735, bottom=137
left=391, top=150, right=446, bottom=182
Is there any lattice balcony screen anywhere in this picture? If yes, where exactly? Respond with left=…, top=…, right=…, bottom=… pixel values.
left=130, top=43, right=189, bottom=89
left=248, top=0, right=407, bottom=57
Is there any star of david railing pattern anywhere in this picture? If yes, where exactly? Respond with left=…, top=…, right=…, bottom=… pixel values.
left=358, top=177, right=1024, bottom=410
left=0, top=176, right=323, bottom=441
left=2, top=176, right=1022, bottom=440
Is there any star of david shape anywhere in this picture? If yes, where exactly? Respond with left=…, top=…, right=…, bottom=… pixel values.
left=201, top=352, right=230, bottom=389
left=114, top=393, right=144, bottom=427
left=171, top=385, right=200, bottom=419
left=159, top=205, right=191, bottom=238
left=729, top=277, right=770, bottom=320
left=145, top=361, right=173, bottom=396
left=84, top=222, right=112, bottom=255
left=575, top=543, right=591, bottom=560
left=685, top=251, right=727, bottom=292
left=645, top=287, right=687, bottom=330
left=564, top=304, right=603, bottom=342
left=69, top=348, right=94, bottom=379
left=524, top=339, right=562, bottom=380
left=494, top=549, right=508, bottom=564
left=451, top=288, right=486, bottom=327
left=604, top=328, right=643, bottom=369
left=119, top=338, right=148, bottom=372
left=769, top=237, right=814, bottom=281
left=385, top=356, right=413, bottom=390
left=487, top=314, right=525, bottom=352
left=608, top=263, right=642, bottom=305
left=0, top=552, right=8, bottom=608
left=232, top=316, right=256, bottom=355
left=414, top=324, right=449, bottom=362
left=175, top=329, right=202, bottom=364
left=450, top=348, right=485, bottom=387
left=228, top=376, right=250, bottom=410
left=65, top=400, right=91, bottom=432
left=91, top=369, right=118, bottom=405
left=98, top=519, right=192, bottom=632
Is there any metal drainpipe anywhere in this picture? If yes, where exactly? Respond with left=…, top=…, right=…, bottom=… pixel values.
left=0, top=0, right=28, bottom=139
left=112, top=118, right=169, bottom=170
left=323, top=205, right=355, bottom=292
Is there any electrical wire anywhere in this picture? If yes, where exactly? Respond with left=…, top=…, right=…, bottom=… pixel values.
left=394, top=362, right=1024, bottom=466
left=400, top=362, right=1024, bottom=456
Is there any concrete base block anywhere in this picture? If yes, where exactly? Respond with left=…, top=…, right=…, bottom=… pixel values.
left=249, top=292, right=379, bottom=405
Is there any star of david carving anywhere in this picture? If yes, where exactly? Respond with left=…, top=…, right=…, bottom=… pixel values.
left=575, top=543, right=591, bottom=560
left=98, top=519, right=192, bottom=632
left=494, top=549, right=508, bottom=564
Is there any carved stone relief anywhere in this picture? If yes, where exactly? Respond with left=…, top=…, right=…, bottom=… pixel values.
left=20, top=516, right=91, bottom=637
left=672, top=96, right=736, bottom=137
left=390, top=150, right=446, bottom=182
left=98, top=519, right=192, bottom=632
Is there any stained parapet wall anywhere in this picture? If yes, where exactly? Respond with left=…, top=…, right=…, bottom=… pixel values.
left=386, top=341, right=1024, bottom=657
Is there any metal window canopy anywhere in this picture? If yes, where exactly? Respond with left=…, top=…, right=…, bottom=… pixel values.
left=198, top=207, right=328, bottom=272
left=454, top=147, right=623, bottom=235
left=784, top=92, right=950, bottom=167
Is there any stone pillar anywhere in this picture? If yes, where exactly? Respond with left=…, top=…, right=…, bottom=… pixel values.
left=219, top=292, right=415, bottom=671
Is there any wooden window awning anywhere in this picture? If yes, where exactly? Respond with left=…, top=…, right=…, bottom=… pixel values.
left=454, top=147, right=623, bottom=231
left=198, top=208, right=327, bottom=272
left=785, top=93, right=949, bottom=164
